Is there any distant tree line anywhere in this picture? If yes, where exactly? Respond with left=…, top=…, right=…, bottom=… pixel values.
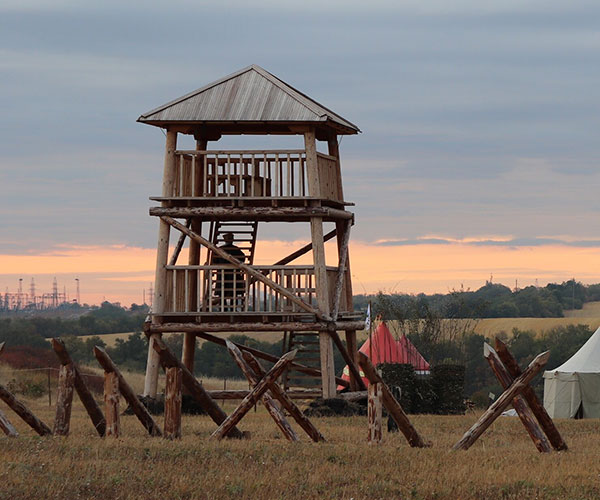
left=355, top=280, right=600, bottom=319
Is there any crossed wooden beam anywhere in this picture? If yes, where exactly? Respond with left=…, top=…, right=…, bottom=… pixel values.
left=453, top=338, right=567, bottom=452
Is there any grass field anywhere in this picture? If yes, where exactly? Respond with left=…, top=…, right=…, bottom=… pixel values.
left=1, top=391, right=599, bottom=499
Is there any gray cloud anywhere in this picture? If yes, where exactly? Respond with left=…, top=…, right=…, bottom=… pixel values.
left=1, top=2, right=599, bottom=255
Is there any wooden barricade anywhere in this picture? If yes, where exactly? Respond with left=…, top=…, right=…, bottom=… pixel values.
left=368, top=382, right=383, bottom=445
left=151, top=337, right=244, bottom=439
left=211, top=349, right=297, bottom=440
left=226, top=340, right=325, bottom=442
left=104, top=371, right=120, bottom=438
left=357, top=352, right=429, bottom=447
left=51, top=338, right=106, bottom=436
left=453, top=345, right=563, bottom=452
left=93, top=347, right=162, bottom=437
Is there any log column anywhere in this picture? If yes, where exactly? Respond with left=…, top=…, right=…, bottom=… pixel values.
left=182, top=138, right=207, bottom=374
left=329, top=133, right=359, bottom=390
left=305, top=130, right=335, bottom=398
left=144, top=129, right=177, bottom=397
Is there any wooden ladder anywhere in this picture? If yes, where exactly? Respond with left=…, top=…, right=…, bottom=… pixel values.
left=205, top=221, right=259, bottom=265
left=282, top=332, right=322, bottom=394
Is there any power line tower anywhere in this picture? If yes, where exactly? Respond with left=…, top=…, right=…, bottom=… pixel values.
left=75, top=278, right=80, bottom=305
left=29, top=278, right=36, bottom=308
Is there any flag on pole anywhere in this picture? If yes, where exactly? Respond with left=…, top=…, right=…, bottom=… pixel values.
left=365, top=303, right=371, bottom=331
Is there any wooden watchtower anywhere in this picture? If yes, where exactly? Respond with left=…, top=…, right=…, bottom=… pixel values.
left=138, top=65, right=365, bottom=399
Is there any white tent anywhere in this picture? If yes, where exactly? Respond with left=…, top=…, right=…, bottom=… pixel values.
left=543, top=326, right=600, bottom=418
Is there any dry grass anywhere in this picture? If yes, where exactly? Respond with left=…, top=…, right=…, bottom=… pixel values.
left=1, top=391, right=599, bottom=499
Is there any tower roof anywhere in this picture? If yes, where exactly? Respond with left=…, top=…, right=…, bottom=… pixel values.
left=137, top=65, right=360, bottom=137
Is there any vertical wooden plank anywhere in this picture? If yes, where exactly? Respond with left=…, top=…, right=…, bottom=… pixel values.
left=145, top=129, right=177, bottom=398
left=164, top=366, right=182, bottom=440
left=0, top=408, right=18, bottom=437
left=104, top=371, right=120, bottom=438
left=53, top=363, right=75, bottom=436
left=368, top=382, right=383, bottom=445
left=304, top=130, right=320, bottom=198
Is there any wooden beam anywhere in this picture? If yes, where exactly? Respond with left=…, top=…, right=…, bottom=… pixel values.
left=0, top=408, right=18, bottom=437
left=51, top=338, right=105, bottom=437
left=225, top=341, right=298, bottom=442
left=484, top=343, right=552, bottom=453
left=0, top=384, right=52, bottom=436
left=161, top=215, right=327, bottom=320
left=0, top=342, right=4, bottom=356
left=104, top=371, right=120, bottom=438
left=145, top=129, right=178, bottom=398
left=151, top=336, right=244, bottom=439
left=358, top=352, right=428, bottom=447
left=453, top=350, right=550, bottom=451
left=187, top=330, right=350, bottom=388
left=271, top=229, right=337, bottom=266
left=148, top=321, right=365, bottom=334
left=368, top=382, right=383, bottom=445
left=168, top=218, right=191, bottom=266
left=241, top=351, right=325, bottom=442
left=495, top=338, right=568, bottom=451
left=94, top=346, right=162, bottom=437
left=150, top=206, right=353, bottom=221
left=211, top=350, right=297, bottom=440
left=53, top=363, right=75, bottom=436
left=164, top=366, right=182, bottom=440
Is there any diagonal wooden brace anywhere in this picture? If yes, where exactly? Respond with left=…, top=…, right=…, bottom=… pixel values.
left=161, top=215, right=328, bottom=320
left=211, top=349, right=297, bottom=440
left=453, top=350, right=550, bottom=451
left=495, top=338, right=567, bottom=451
left=358, top=352, right=429, bottom=447
left=0, top=384, right=52, bottom=436
left=225, top=341, right=298, bottom=442
left=241, top=350, right=325, bottom=443
left=484, top=343, right=551, bottom=453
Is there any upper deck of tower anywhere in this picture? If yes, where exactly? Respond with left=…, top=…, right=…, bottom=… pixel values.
left=139, top=65, right=359, bottom=214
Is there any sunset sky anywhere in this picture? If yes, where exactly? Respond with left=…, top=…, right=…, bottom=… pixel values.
left=1, top=1, right=599, bottom=306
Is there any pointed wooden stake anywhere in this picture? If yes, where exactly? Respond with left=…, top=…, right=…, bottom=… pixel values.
left=94, top=346, right=161, bottom=437
left=0, top=384, right=52, bottom=436
left=53, top=363, right=75, bottom=436
left=0, top=408, right=18, bottom=437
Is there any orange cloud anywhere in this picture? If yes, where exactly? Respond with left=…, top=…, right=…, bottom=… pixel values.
left=1, top=241, right=599, bottom=305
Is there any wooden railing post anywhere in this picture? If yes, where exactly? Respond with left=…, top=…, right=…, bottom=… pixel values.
left=104, top=372, right=120, bottom=438
left=164, top=366, right=182, bottom=440
left=368, top=382, right=383, bottom=445
left=53, top=363, right=75, bottom=436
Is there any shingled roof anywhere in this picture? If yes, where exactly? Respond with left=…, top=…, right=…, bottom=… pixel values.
left=137, top=65, right=360, bottom=135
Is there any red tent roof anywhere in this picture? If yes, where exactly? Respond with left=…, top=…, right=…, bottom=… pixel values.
left=339, top=322, right=430, bottom=389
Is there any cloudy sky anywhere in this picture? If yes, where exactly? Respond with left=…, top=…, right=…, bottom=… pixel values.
left=1, top=1, right=599, bottom=304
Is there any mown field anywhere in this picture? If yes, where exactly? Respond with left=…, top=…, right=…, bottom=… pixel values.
left=1, top=390, right=600, bottom=500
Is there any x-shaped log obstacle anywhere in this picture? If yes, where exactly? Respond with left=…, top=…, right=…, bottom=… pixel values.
left=225, top=340, right=325, bottom=442
left=495, top=338, right=567, bottom=451
left=52, top=338, right=106, bottom=437
left=357, top=352, right=429, bottom=447
left=211, top=349, right=297, bottom=440
left=151, top=336, right=244, bottom=439
left=453, top=349, right=550, bottom=451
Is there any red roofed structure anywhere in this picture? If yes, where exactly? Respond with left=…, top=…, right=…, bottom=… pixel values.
left=339, top=322, right=430, bottom=389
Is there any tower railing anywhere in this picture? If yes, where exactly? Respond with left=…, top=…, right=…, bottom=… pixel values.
left=163, top=264, right=344, bottom=315
left=169, top=149, right=341, bottom=202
